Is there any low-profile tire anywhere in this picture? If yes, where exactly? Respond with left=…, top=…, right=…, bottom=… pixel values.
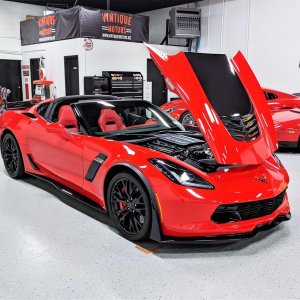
left=1, top=133, right=25, bottom=179
left=179, top=111, right=196, bottom=127
left=107, top=172, right=151, bottom=241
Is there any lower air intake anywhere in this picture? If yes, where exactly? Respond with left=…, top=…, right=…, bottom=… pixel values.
left=211, top=190, right=286, bottom=224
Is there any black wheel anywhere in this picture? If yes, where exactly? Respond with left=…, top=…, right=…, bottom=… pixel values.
left=179, top=111, right=196, bottom=127
left=107, top=172, right=151, bottom=241
left=1, top=133, right=25, bottom=178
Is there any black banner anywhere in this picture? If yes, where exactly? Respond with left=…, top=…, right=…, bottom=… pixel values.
left=20, top=6, right=149, bottom=46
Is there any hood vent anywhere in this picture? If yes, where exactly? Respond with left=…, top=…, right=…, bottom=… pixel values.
left=220, top=112, right=260, bottom=142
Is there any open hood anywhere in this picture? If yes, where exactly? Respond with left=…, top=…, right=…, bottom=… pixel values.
left=145, top=44, right=278, bottom=165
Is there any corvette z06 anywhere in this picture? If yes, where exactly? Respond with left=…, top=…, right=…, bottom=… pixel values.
left=0, top=45, right=291, bottom=243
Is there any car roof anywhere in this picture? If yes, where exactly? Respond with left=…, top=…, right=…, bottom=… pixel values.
left=44, top=95, right=152, bottom=121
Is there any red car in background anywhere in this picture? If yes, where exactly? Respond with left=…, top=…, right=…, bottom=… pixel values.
left=161, top=88, right=300, bottom=128
left=264, top=88, right=300, bottom=110
left=0, top=45, right=291, bottom=243
left=273, top=108, right=300, bottom=150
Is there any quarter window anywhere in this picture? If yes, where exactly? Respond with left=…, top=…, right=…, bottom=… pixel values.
left=36, top=103, right=50, bottom=118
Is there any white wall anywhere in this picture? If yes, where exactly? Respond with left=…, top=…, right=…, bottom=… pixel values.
left=248, top=0, right=300, bottom=93
left=222, top=0, right=250, bottom=57
left=21, top=38, right=186, bottom=100
left=145, top=0, right=300, bottom=93
left=21, top=38, right=84, bottom=98
left=200, top=0, right=300, bottom=93
left=0, top=0, right=44, bottom=60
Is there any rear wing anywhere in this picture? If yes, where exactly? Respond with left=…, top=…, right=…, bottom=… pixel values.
left=3, top=100, right=39, bottom=111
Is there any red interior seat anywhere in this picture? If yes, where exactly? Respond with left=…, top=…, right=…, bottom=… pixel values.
left=58, top=105, right=78, bottom=131
left=98, top=109, right=125, bottom=132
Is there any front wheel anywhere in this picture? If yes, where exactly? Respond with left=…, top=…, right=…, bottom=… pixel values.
left=1, top=133, right=25, bottom=178
left=107, top=172, right=151, bottom=241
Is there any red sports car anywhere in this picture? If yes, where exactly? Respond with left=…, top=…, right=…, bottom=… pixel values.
left=272, top=108, right=300, bottom=149
left=0, top=45, right=291, bottom=243
left=161, top=89, right=300, bottom=128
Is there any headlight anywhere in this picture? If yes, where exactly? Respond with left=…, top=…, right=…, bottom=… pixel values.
left=149, top=158, right=214, bottom=189
left=165, top=107, right=178, bottom=114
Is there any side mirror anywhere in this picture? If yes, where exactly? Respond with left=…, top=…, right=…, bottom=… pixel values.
left=46, top=123, right=73, bottom=140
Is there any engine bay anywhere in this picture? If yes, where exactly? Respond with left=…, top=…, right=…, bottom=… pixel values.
left=133, top=133, right=219, bottom=172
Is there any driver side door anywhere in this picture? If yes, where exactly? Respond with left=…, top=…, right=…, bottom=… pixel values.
left=27, top=105, right=84, bottom=192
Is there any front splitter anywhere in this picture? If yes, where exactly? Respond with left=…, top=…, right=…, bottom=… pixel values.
left=157, top=213, right=291, bottom=244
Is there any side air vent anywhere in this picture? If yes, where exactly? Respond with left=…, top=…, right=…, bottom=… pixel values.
left=220, top=112, right=260, bottom=142
left=22, top=112, right=37, bottom=119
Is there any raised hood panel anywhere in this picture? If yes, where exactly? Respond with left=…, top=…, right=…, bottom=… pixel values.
left=145, top=44, right=277, bottom=165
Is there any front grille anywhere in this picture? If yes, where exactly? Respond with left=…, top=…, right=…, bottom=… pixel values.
left=211, top=190, right=286, bottom=224
left=220, top=112, right=260, bottom=142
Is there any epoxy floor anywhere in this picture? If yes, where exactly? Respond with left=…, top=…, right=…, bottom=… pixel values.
left=0, top=151, right=299, bottom=300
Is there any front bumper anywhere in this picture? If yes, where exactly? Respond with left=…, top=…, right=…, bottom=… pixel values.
left=155, top=213, right=291, bottom=244
left=153, top=183, right=290, bottom=236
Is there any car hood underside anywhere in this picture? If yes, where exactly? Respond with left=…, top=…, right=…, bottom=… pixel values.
left=145, top=44, right=278, bottom=166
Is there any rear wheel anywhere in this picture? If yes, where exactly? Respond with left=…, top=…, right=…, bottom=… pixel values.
left=107, top=172, right=151, bottom=241
left=1, top=133, right=25, bottom=178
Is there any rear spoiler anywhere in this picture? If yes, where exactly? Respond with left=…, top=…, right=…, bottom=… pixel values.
left=3, top=100, right=39, bottom=110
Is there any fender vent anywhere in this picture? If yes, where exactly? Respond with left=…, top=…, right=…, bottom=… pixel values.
left=27, top=154, right=39, bottom=170
left=220, top=112, right=260, bottom=142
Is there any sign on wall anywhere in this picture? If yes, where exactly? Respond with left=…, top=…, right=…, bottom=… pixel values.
left=83, top=38, right=94, bottom=51
left=38, top=15, right=56, bottom=42
left=20, top=6, right=149, bottom=46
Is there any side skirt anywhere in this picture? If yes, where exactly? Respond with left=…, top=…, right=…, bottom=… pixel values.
left=27, top=173, right=106, bottom=213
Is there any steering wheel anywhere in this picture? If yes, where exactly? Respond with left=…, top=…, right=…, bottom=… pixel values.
left=132, top=116, right=148, bottom=126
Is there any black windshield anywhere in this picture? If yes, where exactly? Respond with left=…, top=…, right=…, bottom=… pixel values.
left=74, top=100, right=184, bottom=137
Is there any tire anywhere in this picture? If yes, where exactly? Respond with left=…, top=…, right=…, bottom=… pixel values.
left=179, top=111, right=196, bottom=127
left=107, top=172, right=151, bottom=241
left=1, top=133, right=25, bottom=179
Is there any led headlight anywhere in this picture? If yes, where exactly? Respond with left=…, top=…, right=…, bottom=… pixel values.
left=149, top=158, right=214, bottom=189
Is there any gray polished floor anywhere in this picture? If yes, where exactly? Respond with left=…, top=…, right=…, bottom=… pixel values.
left=0, top=151, right=299, bottom=300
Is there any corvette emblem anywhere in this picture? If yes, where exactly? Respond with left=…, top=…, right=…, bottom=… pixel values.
left=255, top=174, right=268, bottom=184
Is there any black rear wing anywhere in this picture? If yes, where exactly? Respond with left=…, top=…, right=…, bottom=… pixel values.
left=3, top=100, right=39, bottom=110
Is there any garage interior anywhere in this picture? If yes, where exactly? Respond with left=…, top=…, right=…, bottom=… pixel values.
left=0, top=0, right=300, bottom=299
